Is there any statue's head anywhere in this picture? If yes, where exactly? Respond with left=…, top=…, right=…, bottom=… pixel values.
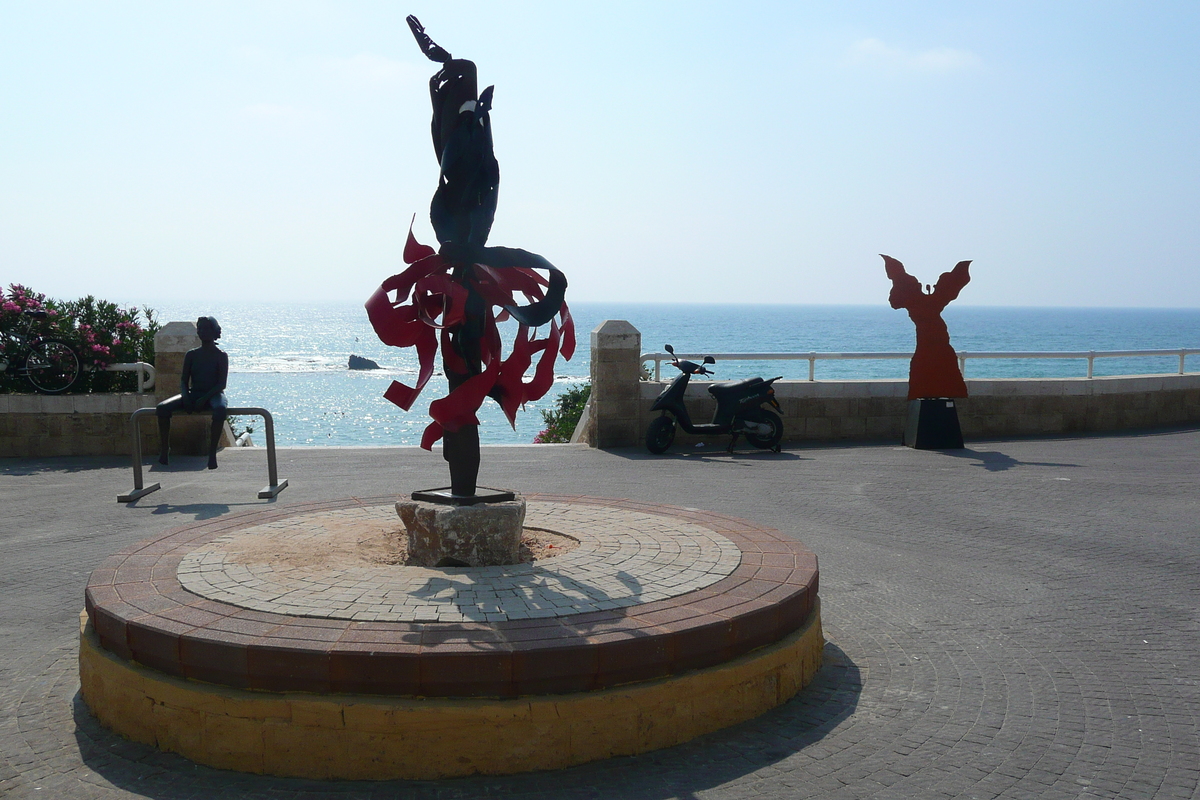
left=196, top=316, right=222, bottom=343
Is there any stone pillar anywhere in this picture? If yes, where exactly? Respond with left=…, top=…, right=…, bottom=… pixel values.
left=589, top=320, right=642, bottom=448
left=153, top=321, right=209, bottom=456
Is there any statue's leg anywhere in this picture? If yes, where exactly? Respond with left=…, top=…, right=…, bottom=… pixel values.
left=206, top=416, right=223, bottom=469
left=155, top=395, right=184, bottom=465
left=442, top=425, right=480, bottom=496
left=157, top=414, right=171, bottom=465
left=207, top=394, right=228, bottom=470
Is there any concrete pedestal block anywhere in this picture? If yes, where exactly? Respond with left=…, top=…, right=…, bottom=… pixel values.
left=397, top=496, right=527, bottom=567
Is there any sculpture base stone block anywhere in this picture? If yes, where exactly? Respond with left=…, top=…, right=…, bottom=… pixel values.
left=904, top=398, right=965, bottom=450
left=397, top=495, right=526, bottom=567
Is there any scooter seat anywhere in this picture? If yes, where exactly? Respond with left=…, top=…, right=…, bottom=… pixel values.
left=707, top=377, right=765, bottom=398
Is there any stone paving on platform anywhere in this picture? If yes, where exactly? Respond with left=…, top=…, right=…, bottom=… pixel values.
left=3, top=429, right=1200, bottom=799
left=176, top=501, right=742, bottom=623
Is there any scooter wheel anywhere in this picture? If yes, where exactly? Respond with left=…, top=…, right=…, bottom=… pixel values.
left=745, top=409, right=783, bottom=451
left=645, top=416, right=676, bottom=454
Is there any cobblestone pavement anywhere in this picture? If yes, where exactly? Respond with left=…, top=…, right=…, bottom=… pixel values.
left=2, top=430, right=1198, bottom=799
left=177, top=501, right=742, bottom=622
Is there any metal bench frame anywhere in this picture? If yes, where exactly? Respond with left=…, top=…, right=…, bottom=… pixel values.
left=118, top=407, right=288, bottom=503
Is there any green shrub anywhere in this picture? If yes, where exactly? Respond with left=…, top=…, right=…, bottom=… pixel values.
left=533, top=383, right=590, bottom=443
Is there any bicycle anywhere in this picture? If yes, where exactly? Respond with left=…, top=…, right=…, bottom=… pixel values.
left=0, top=310, right=82, bottom=394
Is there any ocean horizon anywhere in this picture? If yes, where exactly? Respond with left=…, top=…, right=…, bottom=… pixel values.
left=139, top=301, right=1200, bottom=447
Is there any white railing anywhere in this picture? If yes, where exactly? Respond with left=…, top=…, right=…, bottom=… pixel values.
left=105, top=362, right=156, bottom=393
left=642, top=349, right=1200, bottom=382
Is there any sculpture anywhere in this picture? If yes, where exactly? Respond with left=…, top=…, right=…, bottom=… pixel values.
left=156, top=316, right=228, bottom=469
left=366, top=16, right=573, bottom=497
left=882, top=256, right=971, bottom=399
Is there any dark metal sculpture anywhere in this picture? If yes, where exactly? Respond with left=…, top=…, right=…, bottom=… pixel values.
left=366, top=16, right=574, bottom=497
left=883, top=255, right=971, bottom=400
left=156, top=316, right=229, bottom=469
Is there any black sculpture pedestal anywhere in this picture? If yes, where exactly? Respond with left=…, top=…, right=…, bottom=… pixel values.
left=903, top=398, right=964, bottom=450
left=411, top=487, right=516, bottom=506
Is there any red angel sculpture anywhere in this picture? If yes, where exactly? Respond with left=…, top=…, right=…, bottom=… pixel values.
left=883, top=255, right=971, bottom=400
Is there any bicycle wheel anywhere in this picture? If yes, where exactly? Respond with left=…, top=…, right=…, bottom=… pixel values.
left=24, top=339, right=81, bottom=394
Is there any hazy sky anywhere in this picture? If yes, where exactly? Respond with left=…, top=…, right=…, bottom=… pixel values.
left=3, top=1, right=1199, bottom=308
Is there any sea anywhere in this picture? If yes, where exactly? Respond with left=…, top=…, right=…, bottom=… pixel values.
left=145, top=302, right=1200, bottom=447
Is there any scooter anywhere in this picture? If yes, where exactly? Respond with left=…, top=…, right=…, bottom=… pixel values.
left=645, top=344, right=784, bottom=454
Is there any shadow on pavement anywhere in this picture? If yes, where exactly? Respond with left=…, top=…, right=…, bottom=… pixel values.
left=607, top=447, right=808, bottom=463
left=70, top=641, right=862, bottom=799
left=121, top=501, right=268, bottom=520
left=144, top=457, right=225, bottom=473
left=0, top=456, right=128, bottom=475
left=145, top=503, right=233, bottom=520
left=936, top=448, right=1082, bottom=472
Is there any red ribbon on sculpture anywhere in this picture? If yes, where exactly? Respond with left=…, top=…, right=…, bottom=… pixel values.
left=366, top=226, right=574, bottom=449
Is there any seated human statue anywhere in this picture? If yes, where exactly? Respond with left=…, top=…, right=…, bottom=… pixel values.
left=156, top=316, right=229, bottom=469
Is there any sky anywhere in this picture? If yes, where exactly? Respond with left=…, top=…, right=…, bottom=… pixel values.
left=2, top=1, right=1199, bottom=309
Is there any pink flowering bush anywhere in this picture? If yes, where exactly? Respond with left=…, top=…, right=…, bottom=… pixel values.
left=1, top=284, right=159, bottom=393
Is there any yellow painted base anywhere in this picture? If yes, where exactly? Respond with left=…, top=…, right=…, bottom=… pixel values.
left=78, top=603, right=823, bottom=780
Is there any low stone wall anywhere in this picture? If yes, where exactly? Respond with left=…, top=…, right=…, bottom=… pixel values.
left=583, top=320, right=1200, bottom=448
left=0, top=393, right=157, bottom=457
left=958, top=374, right=1200, bottom=438
left=632, top=373, right=1200, bottom=447
left=0, top=391, right=239, bottom=458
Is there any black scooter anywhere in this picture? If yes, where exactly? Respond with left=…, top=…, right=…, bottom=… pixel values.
left=645, top=344, right=784, bottom=454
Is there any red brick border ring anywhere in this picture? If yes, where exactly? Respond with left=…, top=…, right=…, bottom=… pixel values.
left=80, top=495, right=823, bottom=779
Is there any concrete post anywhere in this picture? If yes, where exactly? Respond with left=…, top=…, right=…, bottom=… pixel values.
left=589, top=320, right=642, bottom=448
left=153, top=321, right=210, bottom=455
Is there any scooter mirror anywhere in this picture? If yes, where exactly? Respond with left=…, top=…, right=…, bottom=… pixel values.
left=703, top=356, right=715, bottom=365
left=664, top=344, right=674, bottom=355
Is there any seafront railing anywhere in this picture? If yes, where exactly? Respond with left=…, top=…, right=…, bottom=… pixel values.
left=641, top=349, right=1200, bottom=382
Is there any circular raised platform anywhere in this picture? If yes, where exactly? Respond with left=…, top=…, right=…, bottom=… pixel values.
left=80, top=494, right=823, bottom=778
left=176, top=500, right=744, bottom=622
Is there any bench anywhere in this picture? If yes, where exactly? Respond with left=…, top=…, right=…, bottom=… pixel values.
left=117, top=406, right=289, bottom=503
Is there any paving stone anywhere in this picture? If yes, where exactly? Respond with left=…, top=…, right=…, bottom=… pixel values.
left=4, top=433, right=1200, bottom=798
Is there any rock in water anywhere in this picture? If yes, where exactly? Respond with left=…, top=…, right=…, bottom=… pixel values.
left=348, top=354, right=381, bottom=370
